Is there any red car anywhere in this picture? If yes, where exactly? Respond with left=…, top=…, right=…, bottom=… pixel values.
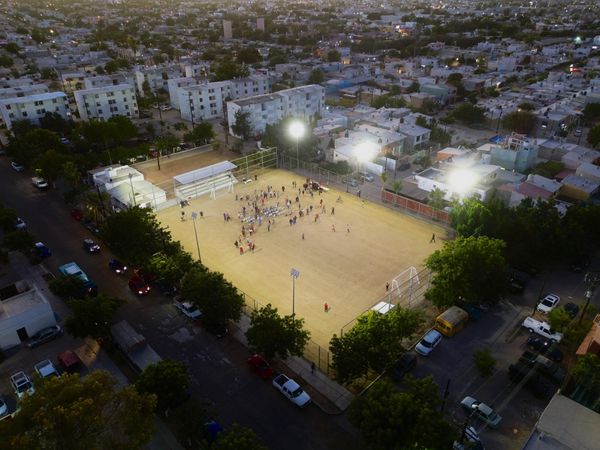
left=71, top=208, right=83, bottom=221
left=129, top=275, right=150, bottom=296
left=247, top=354, right=274, bottom=380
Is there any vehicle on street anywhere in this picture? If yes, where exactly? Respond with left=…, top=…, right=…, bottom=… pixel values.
left=526, top=336, right=563, bottom=362
left=15, top=217, right=26, bottom=230
left=31, top=177, right=49, bottom=190
left=518, top=351, right=566, bottom=384
left=10, top=372, right=35, bottom=399
left=11, top=161, right=24, bottom=172
left=342, top=177, right=358, bottom=187
left=537, top=293, right=560, bottom=314
left=27, top=325, right=64, bottom=348
left=508, top=268, right=530, bottom=292
left=34, top=360, right=60, bottom=379
left=522, top=317, right=563, bottom=343
left=564, top=302, right=580, bottom=319
left=154, top=278, right=176, bottom=296
left=57, top=350, right=84, bottom=374
left=390, top=352, right=417, bottom=381
left=0, top=397, right=8, bottom=420
left=58, top=262, right=98, bottom=297
left=82, top=238, right=101, bottom=254
left=129, top=274, right=151, bottom=296
left=508, top=362, right=555, bottom=398
left=272, top=374, right=311, bottom=407
left=460, top=396, right=502, bottom=428
left=247, top=354, right=274, bottom=380
left=453, top=426, right=484, bottom=450
left=574, top=128, right=582, bottom=136
left=415, top=329, right=442, bottom=356
left=174, top=299, right=201, bottom=319
left=204, top=322, right=229, bottom=338
left=108, top=259, right=127, bottom=274
left=204, top=419, right=224, bottom=442
left=358, top=171, right=374, bottom=182
left=71, top=208, right=83, bottom=221
left=34, top=242, right=51, bottom=258
left=59, top=137, right=70, bottom=144
left=434, top=306, right=469, bottom=337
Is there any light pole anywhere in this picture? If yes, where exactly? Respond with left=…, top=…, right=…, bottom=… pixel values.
left=191, top=211, right=202, bottom=263
left=128, top=173, right=136, bottom=206
left=288, top=121, right=305, bottom=172
left=291, top=268, right=300, bottom=316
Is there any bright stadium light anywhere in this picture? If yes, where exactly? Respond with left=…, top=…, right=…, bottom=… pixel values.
left=448, top=168, right=478, bottom=196
left=288, top=121, right=306, bottom=170
left=355, top=141, right=378, bottom=163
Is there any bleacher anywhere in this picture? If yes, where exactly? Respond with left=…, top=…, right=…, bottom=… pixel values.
left=173, top=161, right=238, bottom=201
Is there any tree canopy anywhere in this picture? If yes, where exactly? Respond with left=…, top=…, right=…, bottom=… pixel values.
left=231, top=110, right=252, bottom=141
left=65, top=294, right=125, bottom=339
left=450, top=103, right=486, bottom=125
left=501, top=110, right=536, bottom=135
left=0, top=371, right=156, bottom=450
left=212, top=423, right=268, bottom=450
left=330, top=307, right=423, bottom=383
left=348, top=377, right=457, bottom=450
left=136, top=360, right=191, bottom=413
left=184, top=122, right=215, bottom=145
left=245, top=304, right=310, bottom=360
left=425, top=236, right=507, bottom=309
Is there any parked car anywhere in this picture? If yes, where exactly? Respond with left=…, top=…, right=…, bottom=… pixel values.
left=390, top=352, right=417, bottom=381
left=415, top=329, right=442, bottom=356
left=27, top=325, right=64, bottom=348
left=358, top=171, right=374, bottom=182
left=82, top=238, right=101, bottom=254
left=564, top=302, right=580, bottom=319
left=342, top=178, right=358, bottom=187
left=174, top=299, right=201, bottom=320
left=154, top=278, right=177, bottom=296
left=508, top=268, right=530, bottom=293
left=31, top=177, right=49, bottom=190
left=247, top=354, right=274, bottom=380
left=518, top=350, right=566, bottom=384
left=460, top=396, right=502, bottom=428
left=108, top=259, right=127, bottom=274
left=526, top=336, right=563, bottom=362
left=204, top=322, right=229, bottom=338
left=34, top=360, right=60, bottom=379
left=129, top=275, right=150, bottom=296
left=272, top=373, right=311, bottom=407
left=11, top=161, right=24, bottom=172
left=537, top=293, right=560, bottom=314
left=34, top=242, right=51, bottom=258
left=57, top=350, right=84, bottom=374
left=10, top=372, right=35, bottom=399
left=522, top=317, right=563, bottom=343
left=71, top=208, right=83, bottom=221
left=15, top=217, right=26, bottom=230
left=0, top=397, right=8, bottom=420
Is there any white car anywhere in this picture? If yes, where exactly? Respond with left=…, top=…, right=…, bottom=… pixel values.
left=15, top=217, right=27, bottom=230
left=34, top=360, right=60, bottom=379
left=174, top=300, right=201, bottom=320
left=460, top=396, right=502, bottom=428
left=10, top=372, right=35, bottom=399
left=0, top=397, right=8, bottom=419
left=415, top=329, right=442, bottom=356
left=11, top=161, right=24, bottom=172
left=537, top=294, right=560, bottom=314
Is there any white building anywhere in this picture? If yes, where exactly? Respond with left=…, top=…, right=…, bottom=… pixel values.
left=83, top=73, right=135, bottom=90
left=179, top=76, right=271, bottom=122
left=134, top=66, right=182, bottom=95
left=74, top=84, right=138, bottom=121
left=167, top=77, right=197, bottom=109
left=0, top=92, right=69, bottom=130
left=227, top=84, right=325, bottom=137
left=0, top=84, right=50, bottom=128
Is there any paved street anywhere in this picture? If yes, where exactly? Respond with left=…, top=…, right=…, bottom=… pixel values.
left=0, top=159, right=360, bottom=450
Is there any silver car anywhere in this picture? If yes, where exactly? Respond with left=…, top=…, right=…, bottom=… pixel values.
left=415, top=329, right=442, bottom=356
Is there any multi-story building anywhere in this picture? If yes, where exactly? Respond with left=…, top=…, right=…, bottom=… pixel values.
left=223, top=20, right=233, bottom=40
left=0, top=84, right=49, bottom=128
left=60, top=72, right=87, bottom=94
left=178, top=76, right=271, bottom=122
left=226, top=84, right=325, bottom=137
left=167, top=77, right=197, bottom=109
left=74, top=84, right=138, bottom=121
left=0, top=92, right=69, bottom=130
left=134, top=65, right=183, bottom=95
left=83, top=73, right=136, bottom=90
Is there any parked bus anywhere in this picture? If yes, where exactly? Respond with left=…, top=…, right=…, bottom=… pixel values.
left=434, top=306, right=469, bottom=337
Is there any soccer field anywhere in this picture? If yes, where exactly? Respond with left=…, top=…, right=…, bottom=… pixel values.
left=156, top=169, right=445, bottom=349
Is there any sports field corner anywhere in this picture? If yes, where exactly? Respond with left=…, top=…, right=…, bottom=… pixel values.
left=156, top=168, right=446, bottom=350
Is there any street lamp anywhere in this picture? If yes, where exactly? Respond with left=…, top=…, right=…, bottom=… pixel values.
left=291, top=268, right=300, bottom=316
left=191, top=211, right=202, bottom=263
left=354, top=141, right=378, bottom=174
left=448, top=167, right=478, bottom=199
left=288, top=121, right=305, bottom=171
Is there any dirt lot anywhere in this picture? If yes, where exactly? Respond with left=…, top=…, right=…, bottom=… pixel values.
left=156, top=169, right=445, bottom=349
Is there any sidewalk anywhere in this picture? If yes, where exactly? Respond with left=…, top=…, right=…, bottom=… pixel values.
left=233, top=314, right=354, bottom=413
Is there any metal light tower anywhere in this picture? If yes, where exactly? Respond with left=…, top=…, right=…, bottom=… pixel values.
left=191, top=211, right=202, bottom=263
left=289, top=121, right=305, bottom=171
left=291, top=268, right=300, bottom=316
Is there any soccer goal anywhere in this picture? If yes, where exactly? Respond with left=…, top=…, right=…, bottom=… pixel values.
left=389, top=266, right=420, bottom=306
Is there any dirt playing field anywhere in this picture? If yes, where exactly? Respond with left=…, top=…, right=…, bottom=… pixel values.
left=156, top=169, right=445, bottom=349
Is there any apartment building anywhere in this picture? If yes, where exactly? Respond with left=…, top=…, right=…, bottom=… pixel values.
left=178, top=76, right=271, bottom=122
left=83, top=73, right=136, bottom=90
left=0, top=84, right=49, bottom=128
left=134, top=66, right=183, bottom=95
left=167, top=77, right=197, bottom=109
left=74, top=84, right=138, bottom=121
left=226, top=84, right=325, bottom=137
left=0, top=92, right=69, bottom=130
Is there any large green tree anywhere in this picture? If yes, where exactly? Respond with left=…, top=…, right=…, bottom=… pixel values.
left=136, top=360, right=191, bottom=413
left=213, top=424, right=268, bottom=450
left=180, top=267, right=244, bottom=332
left=231, top=110, right=252, bottom=141
left=588, top=125, right=600, bottom=148
left=65, top=294, right=125, bottom=338
left=308, top=69, right=325, bottom=84
left=348, top=377, right=457, bottom=450
left=245, top=304, right=310, bottom=360
left=184, top=122, right=215, bottom=145
left=450, top=103, right=486, bottom=125
left=145, top=248, right=195, bottom=287
left=425, top=236, right=507, bottom=309
left=0, top=371, right=156, bottom=450
left=501, top=110, right=536, bottom=135
left=213, top=59, right=249, bottom=81
left=8, top=129, right=63, bottom=165
left=330, top=307, right=423, bottom=383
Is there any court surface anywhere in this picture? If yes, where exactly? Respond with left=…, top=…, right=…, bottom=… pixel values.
left=156, top=169, right=445, bottom=348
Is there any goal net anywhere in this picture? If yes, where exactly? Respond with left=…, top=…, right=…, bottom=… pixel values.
left=389, top=266, right=420, bottom=305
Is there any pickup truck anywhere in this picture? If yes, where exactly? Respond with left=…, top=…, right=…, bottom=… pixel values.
left=522, top=317, right=563, bottom=343
left=272, top=374, right=311, bottom=408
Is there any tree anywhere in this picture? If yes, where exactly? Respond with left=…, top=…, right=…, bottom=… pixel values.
left=101, top=207, right=171, bottom=266
left=65, top=294, right=124, bottom=338
left=329, top=308, right=423, bottom=383
left=0, top=371, right=156, bottom=450
left=48, top=274, right=86, bottom=300
left=588, top=125, right=600, bottom=148
left=184, top=122, right=215, bottom=145
left=533, top=161, right=564, bottom=178
left=501, top=110, right=536, bottom=135
left=136, top=360, right=190, bottom=413
left=213, top=424, right=268, bottom=450
left=231, top=110, right=252, bottom=141
left=237, top=47, right=262, bottom=64
left=0, top=206, right=19, bottom=233
left=308, top=69, right=325, bottom=84
left=371, top=95, right=406, bottom=109
left=425, top=236, right=507, bottom=309
left=391, top=180, right=402, bottom=195
left=180, top=267, right=244, bottom=332
left=0, top=55, right=13, bottom=68
left=547, top=306, right=572, bottom=332
left=212, top=139, right=222, bottom=153
left=451, top=103, right=486, bottom=125
left=213, top=59, right=249, bottom=81
left=348, top=377, right=457, bottom=450
left=156, top=134, right=179, bottom=155
left=326, top=49, right=341, bottom=62
left=39, top=112, right=72, bottom=134
left=2, top=230, right=34, bottom=252
left=583, top=102, right=600, bottom=123
left=145, top=248, right=195, bottom=287
left=245, top=304, right=310, bottom=361
left=428, top=187, right=446, bottom=210
left=35, top=149, right=68, bottom=185
left=4, top=42, right=21, bottom=55
left=8, top=129, right=63, bottom=165
left=473, top=348, right=496, bottom=377
left=169, top=398, right=214, bottom=448
left=571, top=354, right=600, bottom=393
left=407, top=81, right=420, bottom=93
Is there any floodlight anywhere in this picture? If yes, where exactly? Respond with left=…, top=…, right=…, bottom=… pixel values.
left=448, top=168, right=478, bottom=196
left=289, top=121, right=305, bottom=140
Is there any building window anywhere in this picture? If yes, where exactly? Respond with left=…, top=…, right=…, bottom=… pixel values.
left=22, top=112, right=28, bottom=117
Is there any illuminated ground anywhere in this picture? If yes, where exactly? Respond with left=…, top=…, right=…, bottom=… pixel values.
left=156, top=169, right=445, bottom=349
